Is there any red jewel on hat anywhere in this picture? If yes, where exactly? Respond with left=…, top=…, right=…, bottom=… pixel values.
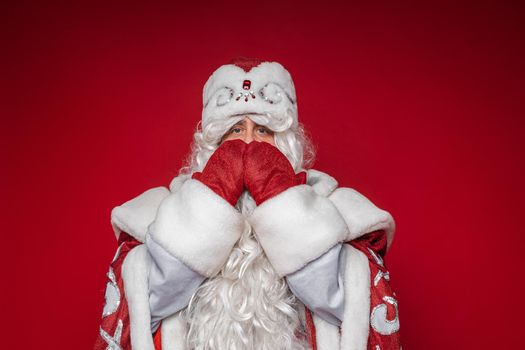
left=235, top=79, right=256, bottom=102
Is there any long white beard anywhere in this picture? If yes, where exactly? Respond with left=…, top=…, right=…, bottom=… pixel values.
left=182, top=191, right=311, bottom=350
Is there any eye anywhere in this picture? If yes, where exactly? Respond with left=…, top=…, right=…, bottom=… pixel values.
left=230, top=127, right=242, bottom=134
left=257, top=126, right=272, bottom=135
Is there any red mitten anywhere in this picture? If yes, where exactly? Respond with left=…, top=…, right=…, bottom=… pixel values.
left=244, top=141, right=307, bottom=206
left=192, top=139, right=246, bottom=206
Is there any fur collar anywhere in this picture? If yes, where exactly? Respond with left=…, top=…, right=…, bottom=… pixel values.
left=110, top=169, right=394, bottom=248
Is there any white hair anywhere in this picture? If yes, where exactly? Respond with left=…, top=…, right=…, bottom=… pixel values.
left=179, top=113, right=315, bottom=175
left=179, top=113, right=315, bottom=350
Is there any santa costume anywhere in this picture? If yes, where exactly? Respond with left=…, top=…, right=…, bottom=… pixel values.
left=94, top=58, right=401, bottom=350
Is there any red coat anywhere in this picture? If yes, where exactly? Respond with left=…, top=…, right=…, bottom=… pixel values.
left=94, top=169, right=401, bottom=349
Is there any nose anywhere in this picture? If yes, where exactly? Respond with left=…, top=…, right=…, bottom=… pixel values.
left=243, top=129, right=254, bottom=143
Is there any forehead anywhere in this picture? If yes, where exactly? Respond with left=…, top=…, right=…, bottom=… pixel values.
left=232, top=117, right=258, bottom=126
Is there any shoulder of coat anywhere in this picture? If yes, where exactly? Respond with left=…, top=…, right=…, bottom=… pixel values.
left=306, top=168, right=339, bottom=197
left=307, top=169, right=396, bottom=250
left=110, top=173, right=191, bottom=243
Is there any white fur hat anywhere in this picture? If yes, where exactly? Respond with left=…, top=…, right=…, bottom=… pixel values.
left=202, top=57, right=298, bottom=130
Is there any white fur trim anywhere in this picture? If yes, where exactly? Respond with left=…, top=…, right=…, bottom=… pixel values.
left=161, top=312, right=188, bottom=350
left=149, top=179, right=246, bottom=277
left=248, top=184, right=348, bottom=277
left=121, top=245, right=155, bottom=350
left=169, top=174, right=191, bottom=193
left=328, top=188, right=396, bottom=250
left=306, top=169, right=338, bottom=197
left=340, top=244, right=371, bottom=350
left=202, top=62, right=297, bottom=129
left=111, top=187, right=170, bottom=243
left=313, top=314, right=341, bottom=350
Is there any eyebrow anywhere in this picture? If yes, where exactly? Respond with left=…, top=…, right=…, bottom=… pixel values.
left=233, top=121, right=256, bottom=128
left=231, top=119, right=246, bottom=127
left=230, top=119, right=268, bottom=129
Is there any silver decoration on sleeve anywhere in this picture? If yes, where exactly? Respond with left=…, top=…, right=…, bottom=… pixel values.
left=370, top=296, right=400, bottom=335
left=373, top=270, right=391, bottom=287
left=367, top=247, right=384, bottom=267
left=111, top=243, right=125, bottom=264
left=102, top=266, right=121, bottom=317
left=100, top=319, right=123, bottom=350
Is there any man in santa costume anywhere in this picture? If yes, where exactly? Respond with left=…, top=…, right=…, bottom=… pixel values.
left=94, top=58, right=401, bottom=350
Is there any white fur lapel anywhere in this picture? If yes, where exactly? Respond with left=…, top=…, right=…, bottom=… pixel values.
left=121, top=245, right=155, bottom=350
left=339, top=244, right=372, bottom=350
left=313, top=244, right=371, bottom=350
left=122, top=245, right=189, bottom=350
left=313, top=315, right=341, bottom=350
left=161, top=312, right=188, bottom=350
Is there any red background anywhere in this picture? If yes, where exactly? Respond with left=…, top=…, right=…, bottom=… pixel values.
left=2, top=1, right=524, bottom=349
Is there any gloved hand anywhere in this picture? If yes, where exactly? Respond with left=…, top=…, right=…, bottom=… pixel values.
left=192, top=139, right=247, bottom=206
left=244, top=141, right=349, bottom=278
left=243, top=141, right=307, bottom=206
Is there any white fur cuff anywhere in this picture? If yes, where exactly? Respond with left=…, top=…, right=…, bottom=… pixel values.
left=248, top=185, right=348, bottom=277
left=148, top=179, right=246, bottom=277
